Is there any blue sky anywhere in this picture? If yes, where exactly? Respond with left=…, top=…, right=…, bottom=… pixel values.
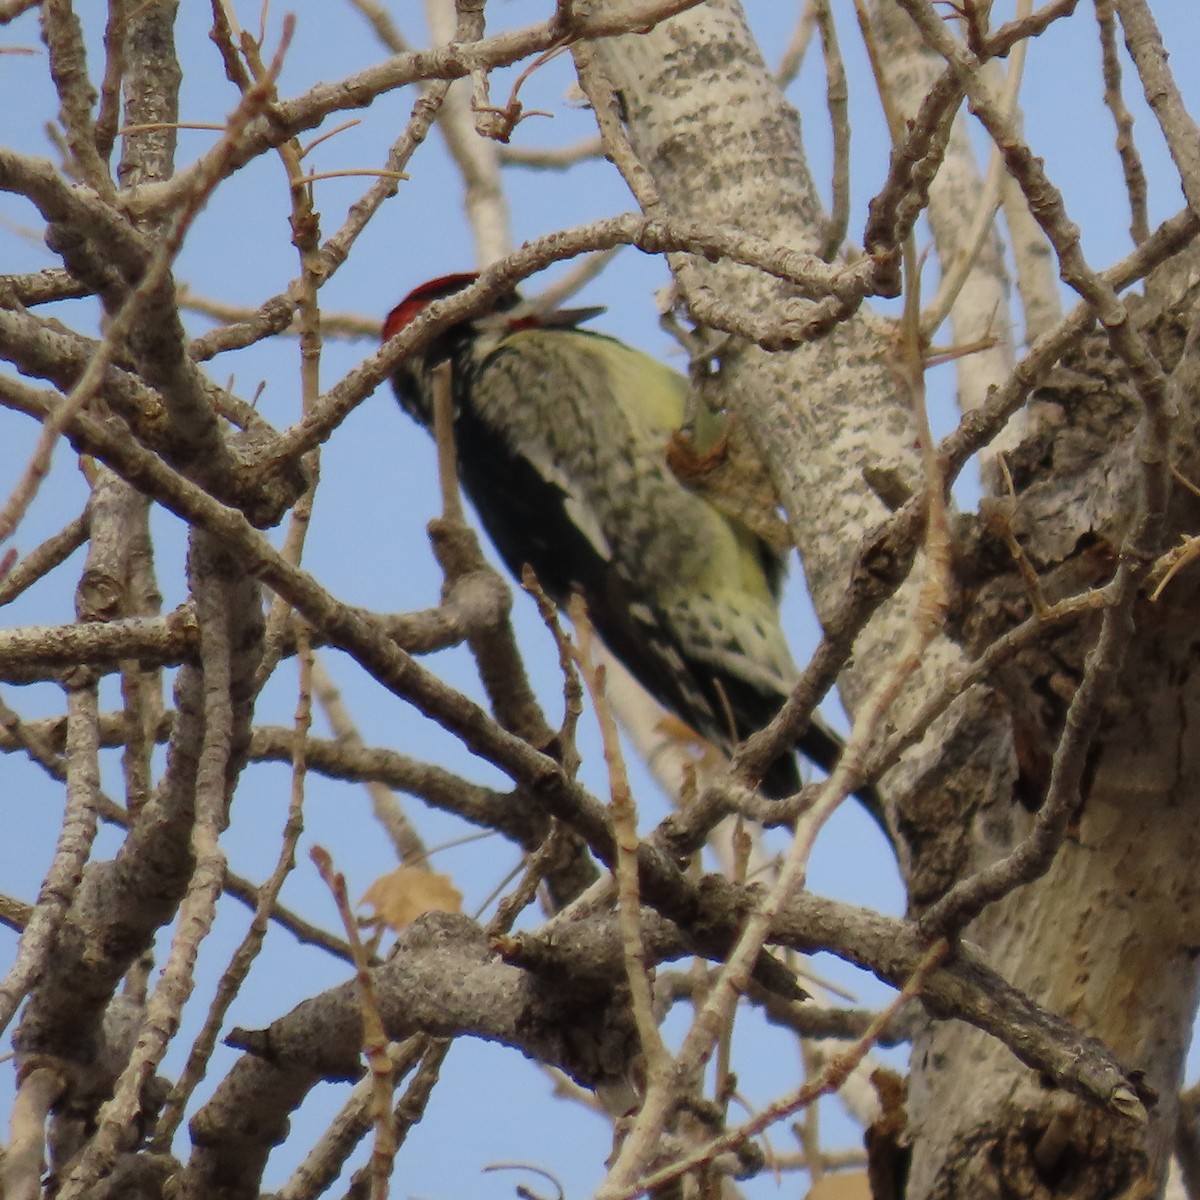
left=2, top=3, right=1199, bottom=1196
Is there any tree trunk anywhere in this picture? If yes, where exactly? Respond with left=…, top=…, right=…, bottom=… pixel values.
left=586, top=2, right=1200, bottom=1195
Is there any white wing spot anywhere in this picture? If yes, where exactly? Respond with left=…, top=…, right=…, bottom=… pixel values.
left=563, top=495, right=612, bottom=562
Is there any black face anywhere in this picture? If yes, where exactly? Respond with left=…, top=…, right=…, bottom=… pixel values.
left=384, top=274, right=476, bottom=423
left=389, top=351, right=437, bottom=425
left=384, top=273, right=529, bottom=424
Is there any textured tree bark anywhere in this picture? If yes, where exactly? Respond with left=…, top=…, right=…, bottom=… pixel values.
left=909, top=299, right=1200, bottom=1196
left=585, top=2, right=1200, bottom=1196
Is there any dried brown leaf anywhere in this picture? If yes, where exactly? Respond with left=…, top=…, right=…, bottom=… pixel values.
left=361, top=866, right=463, bottom=931
left=806, top=1169, right=872, bottom=1200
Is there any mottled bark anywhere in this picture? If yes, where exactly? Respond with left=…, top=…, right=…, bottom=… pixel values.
left=587, top=2, right=1200, bottom=1196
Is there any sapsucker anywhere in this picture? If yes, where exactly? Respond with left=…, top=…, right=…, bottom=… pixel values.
left=385, top=273, right=873, bottom=809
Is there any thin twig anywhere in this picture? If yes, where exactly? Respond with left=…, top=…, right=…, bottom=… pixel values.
left=311, top=846, right=397, bottom=1200
left=1112, top=0, right=1200, bottom=219
left=814, top=0, right=849, bottom=260
left=571, top=597, right=667, bottom=1075
left=275, top=1036, right=430, bottom=1200
left=149, top=628, right=313, bottom=1150
left=0, top=511, right=88, bottom=608
left=93, top=0, right=129, bottom=162
left=775, top=0, right=818, bottom=89
left=920, top=0, right=1033, bottom=337
left=312, top=658, right=427, bottom=863
left=1094, top=0, right=1148, bottom=245
left=57, top=537, right=239, bottom=1200
left=611, top=940, right=948, bottom=1200
left=0, top=18, right=297, bottom=548
left=0, top=682, right=100, bottom=1039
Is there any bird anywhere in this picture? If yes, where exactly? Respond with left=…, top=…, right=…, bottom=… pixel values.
left=384, top=272, right=876, bottom=812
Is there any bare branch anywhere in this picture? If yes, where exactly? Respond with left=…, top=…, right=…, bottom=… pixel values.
left=0, top=682, right=100, bottom=1038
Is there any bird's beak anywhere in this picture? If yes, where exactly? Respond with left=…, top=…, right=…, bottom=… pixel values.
left=539, top=304, right=607, bottom=328
left=502, top=303, right=607, bottom=333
